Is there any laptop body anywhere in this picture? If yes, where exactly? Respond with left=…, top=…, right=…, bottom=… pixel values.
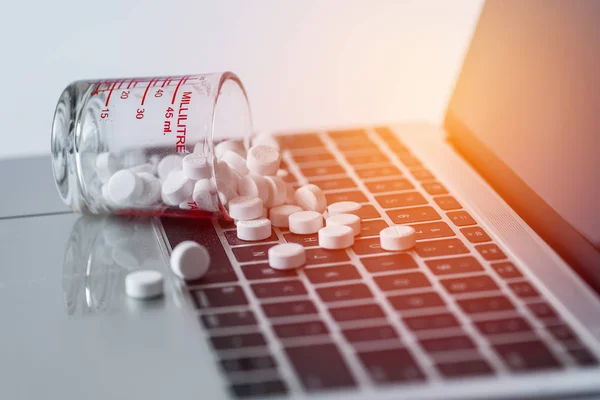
left=1, top=0, right=600, bottom=399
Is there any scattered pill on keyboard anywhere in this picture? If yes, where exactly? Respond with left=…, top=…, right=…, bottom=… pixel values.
left=170, top=241, right=211, bottom=280
left=215, top=139, right=246, bottom=159
left=96, top=152, right=121, bottom=184
left=125, top=270, right=164, bottom=299
left=228, top=196, right=264, bottom=220
left=182, top=153, right=210, bottom=180
left=162, top=170, right=194, bottom=205
left=137, top=172, right=161, bottom=205
left=157, top=154, right=183, bottom=180
left=328, top=201, right=361, bottom=217
left=239, top=174, right=269, bottom=202
left=380, top=225, right=416, bottom=251
left=289, top=210, right=323, bottom=234
left=268, top=243, right=306, bottom=270
left=237, top=218, right=272, bottom=241
left=221, top=150, right=250, bottom=176
left=318, top=225, right=355, bottom=249
left=265, top=176, right=287, bottom=207
left=269, top=204, right=303, bottom=227
left=108, top=169, right=145, bottom=205
left=294, top=184, right=327, bottom=213
left=326, top=213, right=361, bottom=236
left=246, top=145, right=281, bottom=176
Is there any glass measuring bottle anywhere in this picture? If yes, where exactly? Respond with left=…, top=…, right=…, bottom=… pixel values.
left=51, top=72, right=253, bottom=218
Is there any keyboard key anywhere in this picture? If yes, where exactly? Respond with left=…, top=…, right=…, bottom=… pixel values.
left=309, top=177, right=356, bottom=191
left=317, top=283, right=373, bottom=303
left=410, top=222, right=455, bottom=240
left=252, top=280, right=308, bottom=299
left=201, top=310, right=257, bottom=329
left=210, top=332, right=267, bottom=350
left=232, top=244, right=276, bottom=263
left=508, top=280, right=540, bottom=298
left=284, top=232, right=319, bottom=247
left=329, top=303, right=386, bottom=322
left=336, top=138, right=376, bottom=151
left=476, top=244, right=507, bottom=261
left=356, top=204, right=381, bottom=219
left=285, top=343, right=357, bottom=391
left=357, top=219, right=389, bottom=238
left=278, top=133, right=323, bottom=149
left=218, top=218, right=236, bottom=230
left=329, top=128, right=367, bottom=139
left=457, top=295, right=515, bottom=314
left=440, top=275, right=499, bottom=295
left=345, top=152, right=389, bottom=165
left=262, top=299, right=318, bottom=318
left=342, top=325, right=399, bottom=343
left=419, top=335, right=475, bottom=353
left=191, top=286, right=248, bottom=309
left=527, top=302, right=559, bottom=320
left=273, top=321, right=329, bottom=339
left=361, top=253, right=419, bottom=273
left=355, top=165, right=402, bottom=180
left=374, top=272, right=431, bottom=292
left=403, top=312, right=460, bottom=332
left=460, top=227, right=491, bottom=243
left=415, top=238, right=469, bottom=258
left=434, top=196, right=462, bottom=211
left=305, top=264, right=361, bottom=284
left=422, top=182, right=448, bottom=195
left=546, top=324, right=578, bottom=342
left=241, top=263, right=298, bottom=281
left=437, top=359, right=493, bottom=378
left=425, top=256, right=484, bottom=276
left=447, top=211, right=477, bottom=227
left=230, top=380, right=287, bottom=398
left=365, top=178, right=414, bottom=193
left=221, top=355, right=277, bottom=373
left=224, top=229, right=278, bottom=246
left=387, top=206, right=441, bottom=224
left=397, top=153, right=422, bottom=167
left=494, top=340, right=562, bottom=371
left=388, top=292, right=445, bottom=311
left=294, top=152, right=336, bottom=164
left=325, top=190, right=369, bottom=204
left=409, top=166, right=435, bottom=181
left=569, top=347, right=598, bottom=366
left=373, top=126, right=398, bottom=140
left=305, top=248, right=350, bottom=265
left=358, top=348, right=426, bottom=384
left=375, top=192, right=427, bottom=209
left=353, top=237, right=387, bottom=255
left=491, top=262, right=523, bottom=279
left=301, top=165, right=346, bottom=177
left=475, top=317, right=533, bottom=336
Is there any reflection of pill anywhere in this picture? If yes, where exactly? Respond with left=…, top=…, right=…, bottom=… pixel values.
left=265, top=176, right=287, bottom=207
left=294, top=184, right=327, bottom=213
left=246, top=145, right=280, bottom=176
left=125, top=270, right=164, bottom=299
left=328, top=201, right=361, bottom=217
left=237, top=218, right=272, bottom=241
left=289, top=210, right=323, bottom=234
left=380, top=225, right=416, bottom=251
left=170, top=241, right=210, bottom=280
left=228, top=196, right=264, bottom=220
left=221, top=150, right=249, bottom=176
left=269, top=204, right=303, bottom=227
left=238, top=175, right=269, bottom=203
left=319, top=225, right=354, bottom=249
left=182, top=153, right=210, bottom=180
left=326, top=213, right=361, bottom=236
left=137, top=172, right=161, bottom=205
left=162, top=170, right=194, bottom=205
left=96, top=152, right=121, bottom=184
left=268, top=243, right=306, bottom=270
left=108, top=169, right=144, bottom=205
left=157, top=154, right=183, bottom=180
left=215, top=140, right=246, bottom=159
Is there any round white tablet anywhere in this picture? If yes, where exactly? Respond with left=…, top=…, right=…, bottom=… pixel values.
left=237, top=218, right=272, bottom=241
left=265, top=176, right=287, bottom=207
left=193, top=142, right=204, bottom=154
left=318, top=225, right=355, bottom=249
left=269, top=204, right=303, bottom=227
left=170, top=241, right=211, bottom=280
left=101, top=184, right=117, bottom=207
left=215, top=140, right=246, bottom=159
left=182, top=153, right=210, bottom=180
left=268, top=243, right=306, bottom=270
left=228, top=196, right=264, bottom=220
left=125, top=270, right=164, bottom=299
left=380, top=225, right=416, bottom=251
left=294, top=184, right=327, bottom=213
left=328, top=201, right=361, bottom=217
left=96, top=152, right=121, bottom=184
left=192, top=179, right=219, bottom=212
left=238, top=175, right=269, bottom=203
left=214, top=160, right=239, bottom=192
left=107, top=169, right=145, bottom=205
left=252, top=133, right=280, bottom=150
left=326, top=213, right=361, bottom=236
left=246, top=145, right=281, bottom=176
left=162, top=170, right=194, bottom=205
left=129, top=163, right=155, bottom=175
left=157, top=154, right=183, bottom=180
left=137, top=172, right=161, bottom=205
left=289, top=210, right=323, bottom=234
left=221, top=150, right=249, bottom=176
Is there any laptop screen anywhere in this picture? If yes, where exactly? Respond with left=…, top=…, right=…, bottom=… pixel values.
left=445, top=1, right=600, bottom=282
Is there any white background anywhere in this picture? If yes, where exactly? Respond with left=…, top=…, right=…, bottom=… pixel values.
left=0, top=0, right=482, bottom=159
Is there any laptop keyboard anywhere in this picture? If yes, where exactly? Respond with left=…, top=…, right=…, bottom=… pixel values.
left=160, top=127, right=598, bottom=398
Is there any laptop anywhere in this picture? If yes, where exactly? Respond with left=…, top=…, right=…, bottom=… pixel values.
left=1, top=0, right=599, bottom=399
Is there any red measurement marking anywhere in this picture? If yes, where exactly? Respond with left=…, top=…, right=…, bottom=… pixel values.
left=127, top=79, right=136, bottom=89
left=161, top=77, right=172, bottom=88
left=170, top=76, right=189, bottom=104
left=140, top=78, right=157, bottom=105
left=117, top=80, right=124, bottom=89
left=104, top=80, right=120, bottom=106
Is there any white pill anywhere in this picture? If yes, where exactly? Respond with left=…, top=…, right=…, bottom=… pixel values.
left=268, top=243, right=306, bottom=270
left=157, top=154, right=183, bottom=180
left=162, top=170, right=194, bottom=205
left=213, top=178, right=238, bottom=203
left=192, top=179, right=219, bottom=212
left=137, top=172, right=162, bottom=205
left=101, top=184, right=117, bottom=207
left=318, top=225, right=355, bottom=249
left=276, top=169, right=289, bottom=179
left=221, top=150, right=249, bottom=176
left=238, top=174, right=269, bottom=202
left=121, top=150, right=147, bottom=168
left=125, top=270, right=164, bottom=299
left=228, top=196, right=264, bottom=221
left=182, top=153, right=210, bottom=180
left=328, top=201, right=362, bottom=217
left=285, top=184, right=296, bottom=205
left=289, top=210, right=323, bottom=234
left=252, top=133, right=280, bottom=150
left=269, top=204, right=303, bottom=227
left=107, top=169, right=145, bottom=205
left=193, top=142, right=204, bottom=154
left=129, top=163, right=155, bottom=175
left=215, top=140, right=246, bottom=159
left=237, top=218, right=272, bottom=241
left=214, top=160, right=239, bottom=192
left=380, top=225, right=416, bottom=251
left=294, top=184, right=327, bottom=213
left=170, top=241, right=210, bottom=280
left=265, top=176, right=287, bottom=207
left=96, top=152, right=121, bottom=184
left=326, top=213, right=361, bottom=236
left=246, top=145, right=281, bottom=176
